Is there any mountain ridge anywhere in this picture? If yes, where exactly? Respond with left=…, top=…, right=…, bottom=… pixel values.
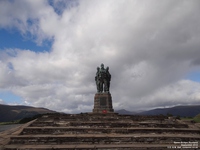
left=1, top=104, right=200, bottom=122
left=0, top=104, right=56, bottom=122
left=116, top=105, right=200, bottom=117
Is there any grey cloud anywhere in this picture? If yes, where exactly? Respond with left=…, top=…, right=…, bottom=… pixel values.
left=191, top=58, right=200, bottom=66
left=0, top=1, right=200, bottom=113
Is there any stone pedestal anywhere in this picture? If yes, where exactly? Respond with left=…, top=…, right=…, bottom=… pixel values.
left=93, top=92, right=114, bottom=113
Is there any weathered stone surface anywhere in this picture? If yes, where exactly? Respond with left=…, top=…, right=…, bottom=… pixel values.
left=1, top=113, right=200, bottom=149
left=93, top=92, right=114, bottom=113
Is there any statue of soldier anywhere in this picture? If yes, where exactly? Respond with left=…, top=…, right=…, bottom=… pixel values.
left=106, top=66, right=111, bottom=92
left=95, top=63, right=111, bottom=93
left=99, top=64, right=106, bottom=92
left=95, top=67, right=100, bottom=92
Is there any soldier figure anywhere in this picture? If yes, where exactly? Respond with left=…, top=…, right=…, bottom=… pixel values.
left=95, top=67, right=100, bottom=92
left=95, top=63, right=111, bottom=93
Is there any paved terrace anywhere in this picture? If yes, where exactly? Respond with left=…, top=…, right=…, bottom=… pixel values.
left=0, top=113, right=200, bottom=150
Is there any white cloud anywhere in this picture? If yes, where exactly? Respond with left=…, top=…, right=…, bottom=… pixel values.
left=0, top=99, right=5, bottom=104
left=0, top=0, right=200, bottom=113
left=122, top=80, right=200, bottom=111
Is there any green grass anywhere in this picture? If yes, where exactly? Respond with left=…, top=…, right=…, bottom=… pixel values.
left=0, top=120, right=20, bottom=125
left=0, top=113, right=54, bottom=125
left=181, top=114, right=200, bottom=123
left=181, top=117, right=193, bottom=120
left=193, top=114, right=200, bottom=123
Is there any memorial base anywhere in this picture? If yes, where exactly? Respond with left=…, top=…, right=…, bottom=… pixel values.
left=93, top=92, right=114, bottom=113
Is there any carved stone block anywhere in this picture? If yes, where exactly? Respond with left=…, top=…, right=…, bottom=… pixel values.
left=93, top=92, right=114, bottom=113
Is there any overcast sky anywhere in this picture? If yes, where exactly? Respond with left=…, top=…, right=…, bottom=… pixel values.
left=0, top=0, right=200, bottom=113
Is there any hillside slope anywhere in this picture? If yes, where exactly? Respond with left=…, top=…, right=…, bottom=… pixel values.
left=116, top=105, right=200, bottom=117
left=115, top=109, right=136, bottom=115
left=138, top=105, right=200, bottom=117
left=0, top=104, right=56, bottom=122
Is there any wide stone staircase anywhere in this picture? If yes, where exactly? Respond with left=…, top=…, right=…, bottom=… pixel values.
left=1, top=113, right=200, bottom=149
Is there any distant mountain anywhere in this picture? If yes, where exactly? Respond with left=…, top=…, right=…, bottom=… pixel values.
left=115, top=109, right=135, bottom=115
left=138, top=105, right=200, bottom=117
left=0, top=104, right=56, bottom=122
left=116, top=105, right=200, bottom=117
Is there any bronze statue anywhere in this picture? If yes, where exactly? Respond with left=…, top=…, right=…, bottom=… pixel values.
left=95, top=67, right=100, bottom=92
left=95, top=63, right=111, bottom=93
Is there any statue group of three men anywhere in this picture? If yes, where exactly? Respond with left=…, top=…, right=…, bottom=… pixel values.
left=95, top=64, right=111, bottom=93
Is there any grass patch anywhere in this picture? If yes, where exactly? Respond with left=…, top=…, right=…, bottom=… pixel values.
left=181, top=117, right=193, bottom=121
left=181, top=114, right=200, bottom=123
left=0, top=120, right=20, bottom=125
left=0, top=113, right=58, bottom=125
left=0, top=114, right=43, bottom=125
left=193, top=114, right=200, bottom=123
left=18, top=114, right=43, bottom=124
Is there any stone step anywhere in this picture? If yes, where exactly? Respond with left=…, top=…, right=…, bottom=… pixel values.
left=3, top=143, right=200, bottom=150
left=30, top=121, right=188, bottom=128
left=21, top=127, right=200, bottom=135
left=35, top=114, right=167, bottom=121
left=9, top=134, right=200, bottom=145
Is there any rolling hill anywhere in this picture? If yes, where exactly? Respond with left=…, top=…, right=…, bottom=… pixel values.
left=116, top=105, right=200, bottom=117
left=115, top=109, right=136, bottom=115
left=0, top=104, right=56, bottom=122
left=1, top=104, right=200, bottom=122
left=138, top=105, right=200, bottom=117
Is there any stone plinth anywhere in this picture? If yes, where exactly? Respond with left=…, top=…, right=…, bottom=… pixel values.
left=93, top=92, right=114, bottom=113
